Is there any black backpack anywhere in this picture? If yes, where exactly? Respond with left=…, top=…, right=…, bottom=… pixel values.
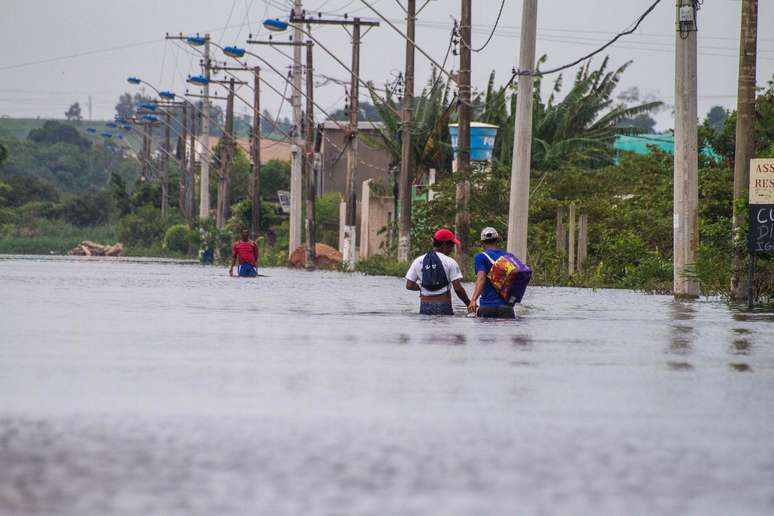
left=421, top=251, right=449, bottom=291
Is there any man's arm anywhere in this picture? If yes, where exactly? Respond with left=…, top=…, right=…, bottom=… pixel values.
left=451, top=279, right=470, bottom=306
left=468, top=271, right=488, bottom=312
left=406, top=279, right=420, bottom=291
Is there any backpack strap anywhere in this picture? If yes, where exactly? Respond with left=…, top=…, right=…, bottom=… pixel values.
left=482, top=251, right=496, bottom=265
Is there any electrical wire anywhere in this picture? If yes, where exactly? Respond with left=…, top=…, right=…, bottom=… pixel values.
left=470, top=0, right=504, bottom=53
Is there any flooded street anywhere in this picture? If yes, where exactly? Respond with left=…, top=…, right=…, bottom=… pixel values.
left=1, top=255, right=773, bottom=515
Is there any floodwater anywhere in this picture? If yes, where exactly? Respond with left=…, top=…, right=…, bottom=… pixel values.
left=0, top=256, right=773, bottom=516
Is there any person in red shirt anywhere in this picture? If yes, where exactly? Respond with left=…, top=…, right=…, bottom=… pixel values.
left=229, top=227, right=259, bottom=277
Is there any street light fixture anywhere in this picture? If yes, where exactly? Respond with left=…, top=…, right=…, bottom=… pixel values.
left=223, top=46, right=246, bottom=59
left=187, top=75, right=209, bottom=86
left=263, top=18, right=289, bottom=32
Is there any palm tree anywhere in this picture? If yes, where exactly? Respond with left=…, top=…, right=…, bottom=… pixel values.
left=479, top=57, right=663, bottom=169
left=367, top=71, right=455, bottom=180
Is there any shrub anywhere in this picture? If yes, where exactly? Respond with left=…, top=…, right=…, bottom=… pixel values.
left=117, top=206, right=165, bottom=247
left=164, top=224, right=196, bottom=255
left=60, top=191, right=112, bottom=227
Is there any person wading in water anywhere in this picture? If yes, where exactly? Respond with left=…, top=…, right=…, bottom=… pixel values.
left=404, top=229, right=471, bottom=315
left=468, top=227, right=517, bottom=319
left=229, top=227, right=259, bottom=277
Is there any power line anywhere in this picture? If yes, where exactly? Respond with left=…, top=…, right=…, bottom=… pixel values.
left=469, top=0, right=504, bottom=53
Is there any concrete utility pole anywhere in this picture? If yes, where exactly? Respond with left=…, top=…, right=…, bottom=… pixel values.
left=250, top=67, right=262, bottom=240
left=188, top=106, right=197, bottom=219
left=305, top=41, right=317, bottom=270
left=161, top=110, right=171, bottom=219
left=673, top=0, right=700, bottom=298
left=731, top=0, right=759, bottom=299
left=289, top=0, right=304, bottom=257
left=342, top=19, right=362, bottom=270
left=507, top=0, right=538, bottom=261
left=216, top=77, right=236, bottom=229
left=199, top=34, right=212, bottom=220
left=455, top=0, right=472, bottom=274
left=398, top=0, right=416, bottom=263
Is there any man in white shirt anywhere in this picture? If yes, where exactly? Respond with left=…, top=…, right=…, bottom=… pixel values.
left=405, top=229, right=471, bottom=315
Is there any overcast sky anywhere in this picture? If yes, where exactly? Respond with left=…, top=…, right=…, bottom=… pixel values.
left=1, top=0, right=773, bottom=131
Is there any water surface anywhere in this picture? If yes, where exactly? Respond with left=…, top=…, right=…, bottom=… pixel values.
left=1, top=256, right=773, bottom=515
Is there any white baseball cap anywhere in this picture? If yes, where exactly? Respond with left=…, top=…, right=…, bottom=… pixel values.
left=480, top=227, right=500, bottom=241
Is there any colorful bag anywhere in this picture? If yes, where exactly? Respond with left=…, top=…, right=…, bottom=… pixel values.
left=483, top=252, right=532, bottom=305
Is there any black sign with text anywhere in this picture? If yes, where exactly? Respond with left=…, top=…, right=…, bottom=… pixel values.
left=749, top=204, right=774, bottom=254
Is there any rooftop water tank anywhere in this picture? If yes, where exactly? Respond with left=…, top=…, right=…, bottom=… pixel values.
left=448, top=122, right=499, bottom=162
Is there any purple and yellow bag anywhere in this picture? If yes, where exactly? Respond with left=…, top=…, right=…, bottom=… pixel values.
left=483, top=252, right=532, bottom=305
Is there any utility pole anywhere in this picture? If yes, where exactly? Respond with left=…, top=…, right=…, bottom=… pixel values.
left=305, top=41, right=317, bottom=270
left=216, top=77, right=235, bottom=229
left=341, top=18, right=362, bottom=270
left=161, top=109, right=171, bottom=219
left=289, top=0, right=304, bottom=257
left=731, top=0, right=759, bottom=299
left=507, top=0, right=538, bottom=261
left=455, top=0, right=472, bottom=273
left=250, top=67, right=262, bottom=240
left=178, top=102, right=188, bottom=219
left=398, top=0, right=416, bottom=263
left=200, top=34, right=212, bottom=220
left=88, top=96, right=92, bottom=121
left=188, top=106, right=198, bottom=220
left=142, top=122, right=152, bottom=181
left=287, top=12, right=378, bottom=269
left=673, top=0, right=699, bottom=298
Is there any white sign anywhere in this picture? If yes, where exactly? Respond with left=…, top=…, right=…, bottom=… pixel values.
left=750, top=159, right=774, bottom=204
left=277, top=190, right=291, bottom=214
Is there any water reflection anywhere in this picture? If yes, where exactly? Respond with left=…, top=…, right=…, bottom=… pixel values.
left=669, top=302, right=696, bottom=363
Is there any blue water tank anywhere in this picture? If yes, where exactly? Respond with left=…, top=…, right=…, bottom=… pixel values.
left=448, top=122, right=499, bottom=162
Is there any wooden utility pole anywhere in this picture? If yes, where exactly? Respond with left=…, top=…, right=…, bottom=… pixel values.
left=216, top=77, right=235, bottom=229
left=304, top=41, right=317, bottom=270
left=555, top=206, right=566, bottom=256
left=161, top=110, right=171, bottom=219
left=507, top=0, right=538, bottom=261
left=142, top=122, right=151, bottom=181
left=397, top=0, right=416, bottom=263
left=250, top=67, right=262, bottom=240
left=455, top=0, right=472, bottom=274
left=673, top=0, right=700, bottom=298
left=289, top=0, right=304, bottom=257
left=731, top=0, right=759, bottom=299
left=342, top=19, right=362, bottom=270
left=178, top=102, right=188, bottom=219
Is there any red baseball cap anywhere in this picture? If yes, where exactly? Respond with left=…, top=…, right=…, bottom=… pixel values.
left=433, top=228, right=460, bottom=245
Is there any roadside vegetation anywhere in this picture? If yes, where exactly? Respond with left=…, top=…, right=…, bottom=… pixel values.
left=1, top=61, right=773, bottom=297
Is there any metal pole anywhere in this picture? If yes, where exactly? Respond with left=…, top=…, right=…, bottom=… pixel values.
left=250, top=67, right=262, bottom=240
left=673, top=1, right=699, bottom=298
left=343, top=18, right=361, bottom=270
left=507, top=0, right=537, bottom=261
left=397, top=0, right=416, bottom=263
left=162, top=110, right=170, bottom=219
left=455, top=0, right=472, bottom=274
left=305, top=41, right=317, bottom=270
left=289, top=0, right=304, bottom=257
left=731, top=0, right=759, bottom=299
left=199, top=33, right=212, bottom=220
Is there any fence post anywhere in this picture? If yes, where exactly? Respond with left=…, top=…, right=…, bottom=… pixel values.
left=568, top=202, right=576, bottom=275
left=578, top=213, right=588, bottom=273
left=360, top=179, right=372, bottom=260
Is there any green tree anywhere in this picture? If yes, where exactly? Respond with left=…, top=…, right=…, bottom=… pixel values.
left=28, top=121, right=91, bottom=150
left=64, top=102, right=83, bottom=122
